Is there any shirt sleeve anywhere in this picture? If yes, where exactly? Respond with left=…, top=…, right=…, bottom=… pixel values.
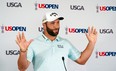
left=67, top=40, right=81, bottom=61
left=27, top=43, right=34, bottom=62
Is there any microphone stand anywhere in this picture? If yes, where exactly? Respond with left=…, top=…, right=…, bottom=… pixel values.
left=62, top=57, right=67, bottom=71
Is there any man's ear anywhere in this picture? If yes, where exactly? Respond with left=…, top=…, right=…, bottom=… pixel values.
left=42, top=23, right=44, bottom=26
left=42, top=23, right=46, bottom=30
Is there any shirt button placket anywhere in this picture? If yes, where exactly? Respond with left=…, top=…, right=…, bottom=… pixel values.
left=51, top=41, right=55, bottom=55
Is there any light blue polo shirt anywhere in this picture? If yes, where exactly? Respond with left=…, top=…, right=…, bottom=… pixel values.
left=27, top=33, right=81, bottom=71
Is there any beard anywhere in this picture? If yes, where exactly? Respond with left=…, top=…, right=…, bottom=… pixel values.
left=46, top=24, right=59, bottom=36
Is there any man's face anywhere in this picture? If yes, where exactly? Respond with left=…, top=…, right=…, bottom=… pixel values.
left=45, top=19, right=60, bottom=36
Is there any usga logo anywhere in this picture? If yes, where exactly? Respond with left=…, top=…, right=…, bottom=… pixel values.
left=70, top=5, right=84, bottom=10
left=6, top=2, right=22, bottom=7
left=0, top=24, right=26, bottom=33
left=35, top=2, right=59, bottom=10
left=96, top=4, right=116, bottom=13
left=6, top=50, right=20, bottom=55
left=65, top=27, right=88, bottom=34
left=99, top=29, right=113, bottom=34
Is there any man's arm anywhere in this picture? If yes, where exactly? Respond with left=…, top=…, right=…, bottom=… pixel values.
left=76, top=27, right=98, bottom=65
left=16, top=32, right=33, bottom=70
left=18, top=51, right=30, bottom=71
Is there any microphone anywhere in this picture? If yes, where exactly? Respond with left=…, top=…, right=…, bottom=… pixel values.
left=62, top=57, right=67, bottom=71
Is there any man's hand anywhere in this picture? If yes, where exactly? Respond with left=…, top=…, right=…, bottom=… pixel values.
left=86, top=26, right=98, bottom=44
left=76, top=26, right=98, bottom=65
left=16, top=32, right=33, bottom=52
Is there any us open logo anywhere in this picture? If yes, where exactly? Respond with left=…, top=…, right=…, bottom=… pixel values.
left=65, top=26, right=88, bottom=35
left=0, top=24, right=26, bottom=33
left=96, top=50, right=116, bottom=58
left=35, top=2, right=59, bottom=10
left=96, top=4, right=116, bottom=13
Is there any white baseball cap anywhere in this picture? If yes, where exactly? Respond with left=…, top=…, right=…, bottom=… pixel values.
left=42, top=12, right=64, bottom=23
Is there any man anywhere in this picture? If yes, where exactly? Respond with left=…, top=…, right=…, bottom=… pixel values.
left=16, top=12, right=98, bottom=71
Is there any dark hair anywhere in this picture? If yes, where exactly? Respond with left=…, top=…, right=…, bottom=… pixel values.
left=43, top=22, right=47, bottom=24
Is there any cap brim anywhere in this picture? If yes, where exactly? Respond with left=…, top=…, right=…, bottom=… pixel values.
left=42, top=17, right=64, bottom=23
left=58, top=17, right=64, bottom=20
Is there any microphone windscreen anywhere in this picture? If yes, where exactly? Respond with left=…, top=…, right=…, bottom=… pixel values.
left=62, top=57, right=64, bottom=61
